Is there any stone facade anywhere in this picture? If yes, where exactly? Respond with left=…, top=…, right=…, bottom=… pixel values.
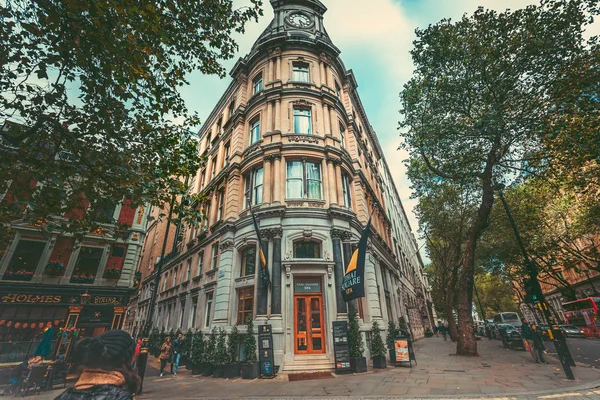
left=128, top=0, right=432, bottom=370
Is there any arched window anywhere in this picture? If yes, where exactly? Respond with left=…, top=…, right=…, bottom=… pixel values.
left=293, top=240, right=321, bottom=259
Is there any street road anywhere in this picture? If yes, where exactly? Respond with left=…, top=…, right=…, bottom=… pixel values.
left=545, top=337, right=600, bottom=367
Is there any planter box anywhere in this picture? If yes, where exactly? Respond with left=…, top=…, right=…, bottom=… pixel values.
left=223, top=363, right=240, bottom=379
left=241, top=363, right=260, bottom=379
left=202, top=363, right=214, bottom=377
left=191, top=364, right=202, bottom=375
left=350, top=357, right=367, bottom=373
left=213, top=366, right=224, bottom=378
left=373, top=355, right=387, bottom=369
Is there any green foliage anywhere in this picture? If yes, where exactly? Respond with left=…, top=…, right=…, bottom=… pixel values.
left=0, top=0, right=264, bottom=242
left=386, top=321, right=397, bottom=350
left=398, top=317, right=408, bottom=333
left=348, top=311, right=364, bottom=358
left=370, top=321, right=386, bottom=358
left=183, top=329, right=194, bottom=358
left=474, top=273, right=519, bottom=318
left=425, top=328, right=434, bottom=338
left=191, top=330, right=204, bottom=365
left=205, top=328, right=217, bottom=365
left=148, top=327, right=160, bottom=356
left=227, top=326, right=240, bottom=364
left=243, top=317, right=257, bottom=364
left=168, top=329, right=175, bottom=341
left=215, top=328, right=227, bottom=366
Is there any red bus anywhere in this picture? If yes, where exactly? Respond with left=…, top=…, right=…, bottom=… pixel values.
left=562, top=297, right=600, bottom=338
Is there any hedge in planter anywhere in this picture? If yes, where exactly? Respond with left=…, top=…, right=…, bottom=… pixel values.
left=348, top=311, right=367, bottom=373
left=224, top=326, right=240, bottom=378
left=213, top=328, right=227, bottom=378
left=386, top=321, right=397, bottom=366
left=184, top=329, right=194, bottom=369
left=203, top=328, right=217, bottom=376
left=425, top=328, right=434, bottom=338
left=191, top=329, right=204, bottom=375
left=149, top=327, right=161, bottom=357
left=371, top=321, right=387, bottom=369
left=241, top=317, right=260, bottom=379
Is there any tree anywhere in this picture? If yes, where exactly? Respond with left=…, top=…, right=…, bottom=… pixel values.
left=0, top=0, right=263, bottom=243
left=370, top=321, right=386, bottom=358
left=148, top=327, right=160, bottom=357
left=191, top=329, right=204, bottom=366
left=400, top=0, right=598, bottom=355
left=474, top=272, right=519, bottom=319
left=215, top=328, right=227, bottom=366
left=386, top=321, right=396, bottom=353
left=183, top=328, right=194, bottom=360
left=243, top=317, right=257, bottom=364
left=227, top=326, right=240, bottom=364
left=348, top=311, right=364, bottom=358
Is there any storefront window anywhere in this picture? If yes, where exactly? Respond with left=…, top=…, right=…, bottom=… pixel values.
left=241, top=246, right=256, bottom=277
left=293, top=241, right=321, bottom=258
left=70, top=247, right=104, bottom=284
left=237, top=287, right=254, bottom=325
left=3, top=240, right=46, bottom=281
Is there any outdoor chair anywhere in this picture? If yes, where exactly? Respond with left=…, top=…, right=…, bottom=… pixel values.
left=15, top=365, right=48, bottom=396
left=46, top=364, right=68, bottom=390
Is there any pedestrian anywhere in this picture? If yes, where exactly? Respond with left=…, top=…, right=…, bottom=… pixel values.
left=531, top=324, right=548, bottom=364
left=53, top=330, right=139, bottom=400
left=440, top=324, right=448, bottom=341
left=433, top=325, right=439, bottom=337
left=132, top=337, right=142, bottom=370
left=171, top=332, right=184, bottom=375
left=159, top=336, right=172, bottom=377
left=485, top=324, right=492, bottom=340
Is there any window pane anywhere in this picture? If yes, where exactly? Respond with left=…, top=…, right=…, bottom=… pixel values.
left=306, top=163, right=320, bottom=180
left=287, top=180, right=303, bottom=199
left=294, top=241, right=320, bottom=258
left=307, top=180, right=322, bottom=199
left=287, top=161, right=303, bottom=178
left=293, top=109, right=311, bottom=134
left=251, top=120, right=260, bottom=144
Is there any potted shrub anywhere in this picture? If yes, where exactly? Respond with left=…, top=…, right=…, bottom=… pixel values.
left=398, top=316, right=410, bottom=338
left=386, top=321, right=397, bottom=366
left=184, top=329, right=194, bottom=369
left=148, top=327, right=161, bottom=357
left=371, top=321, right=387, bottom=369
left=191, top=329, right=204, bottom=375
left=425, top=327, right=434, bottom=338
left=348, top=311, right=367, bottom=373
left=224, top=326, right=240, bottom=378
left=240, top=317, right=259, bottom=379
left=213, top=328, right=227, bottom=378
left=202, top=328, right=217, bottom=376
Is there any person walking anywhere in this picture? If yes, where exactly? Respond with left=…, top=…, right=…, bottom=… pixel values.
left=132, top=337, right=142, bottom=370
left=171, top=332, right=184, bottom=375
left=159, top=336, right=172, bottom=377
left=440, top=324, right=448, bottom=341
left=531, top=324, right=548, bottom=364
left=53, top=330, right=139, bottom=400
left=433, top=325, right=439, bottom=337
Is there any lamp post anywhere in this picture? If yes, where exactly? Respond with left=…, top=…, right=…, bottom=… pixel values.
left=494, top=183, right=575, bottom=379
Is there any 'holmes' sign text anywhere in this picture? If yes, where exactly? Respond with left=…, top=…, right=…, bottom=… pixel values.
left=2, top=294, right=62, bottom=304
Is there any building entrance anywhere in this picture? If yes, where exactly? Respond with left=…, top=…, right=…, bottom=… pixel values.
left=294, top=278, right=325, bottom=354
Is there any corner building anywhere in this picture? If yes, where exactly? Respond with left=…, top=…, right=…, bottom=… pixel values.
left=145, top=0, right=432, bottom=371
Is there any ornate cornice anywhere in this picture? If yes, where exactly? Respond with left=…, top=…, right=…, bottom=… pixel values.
left=330, top=227, right=352, bottom=241
left=260, top=227, right=283, bottom=239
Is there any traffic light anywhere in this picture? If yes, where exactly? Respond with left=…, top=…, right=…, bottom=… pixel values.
left=523, top=277, right=543, bottom=304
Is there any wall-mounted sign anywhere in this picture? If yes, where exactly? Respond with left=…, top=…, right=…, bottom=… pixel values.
left=294, top=280, right=321, bottom=293
left=1, top=294, right=62, bottom=304
left=1, top=292, right=128, bottom=306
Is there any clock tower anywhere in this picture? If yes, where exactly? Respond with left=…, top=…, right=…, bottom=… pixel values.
left=250, top=0, right=339, bottom=57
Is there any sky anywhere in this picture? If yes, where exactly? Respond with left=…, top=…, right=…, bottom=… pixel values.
left=179, top=0, right=597, bottom=261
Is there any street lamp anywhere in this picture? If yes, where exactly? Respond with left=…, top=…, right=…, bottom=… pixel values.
left=494, top=183, right=575, bottom=379
left=80, top=290, right=91, bottom=306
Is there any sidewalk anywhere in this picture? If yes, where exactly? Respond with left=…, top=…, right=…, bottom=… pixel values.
left=21, top=336, right=600, bottom=399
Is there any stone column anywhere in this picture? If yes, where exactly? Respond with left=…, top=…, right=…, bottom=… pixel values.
left=276, top=56, right=282, bottom=81
left=321, top=158, right=330, bottom=205
left=256, top=238, right=269, bottom=316
left=323, top=104, right=331, bottom=135
left=319, top=62, right=325, bottom=86
left=213, top=240, right=234, bottom=325
left=273, top=155, right=282, bottom=203
left=335, top=164, right=344, bottom=206
left=263, top=156, right=272, bottom=204
left=267, top=57, right=273, bottom=83
left=330, top=107, right=337, bottom=135
left=266, top=101, right=273, bottom=133
left=327, top=159, right=337, bottom=205
left=270, top=229, right=283, bottom=315
left=275, top=100, right=281, bottom=131
left=331, top=232, right=348, bottom=314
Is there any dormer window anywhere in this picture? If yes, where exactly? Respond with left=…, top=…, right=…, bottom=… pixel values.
left=293, top=240, right=321, bottom=258
left=253, top=73, right=263, bottom=95
left=292, top=63, right=310, bottom=83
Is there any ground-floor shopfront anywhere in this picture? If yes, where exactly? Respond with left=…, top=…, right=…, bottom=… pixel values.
left=0, top=284, right=132, bottom=362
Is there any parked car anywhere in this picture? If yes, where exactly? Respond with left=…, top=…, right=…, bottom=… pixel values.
left=559, top=325, right=586, bottom=338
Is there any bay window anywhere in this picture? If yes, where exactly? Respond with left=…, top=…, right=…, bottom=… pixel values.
left=250, top=118, right=261, bottom=144
left=244, top=167, right=264, bottom=208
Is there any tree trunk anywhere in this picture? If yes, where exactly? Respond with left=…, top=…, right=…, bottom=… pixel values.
left=455, top=156, right=497, bottom=356
left=445, top=268, right=459, bottom=342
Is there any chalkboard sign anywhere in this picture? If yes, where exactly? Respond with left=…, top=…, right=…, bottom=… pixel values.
left=258, top=324, right=275, bottom=378
left=332, top=321, right=351, bottom=374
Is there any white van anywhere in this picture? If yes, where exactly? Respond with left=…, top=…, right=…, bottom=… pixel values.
left=492, top=312, right=522, bottom=327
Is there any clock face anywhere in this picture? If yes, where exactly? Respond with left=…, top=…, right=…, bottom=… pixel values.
left=286, top=12, right=313, bottom=29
